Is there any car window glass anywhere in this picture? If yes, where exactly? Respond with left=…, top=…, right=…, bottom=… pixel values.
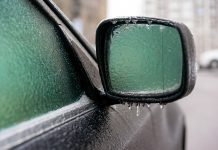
left=0, top=0, right=83, bottom=130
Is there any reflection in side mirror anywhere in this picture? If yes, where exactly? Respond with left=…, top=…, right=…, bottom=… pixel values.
left=96, top=17, right=196, bottom=104
left=107, top=24, right=183, bottom=95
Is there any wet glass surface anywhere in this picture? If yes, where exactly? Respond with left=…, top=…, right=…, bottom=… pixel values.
left=107, top=24, right=183, bottom=94
left=0, top=0, right=83, bottom=129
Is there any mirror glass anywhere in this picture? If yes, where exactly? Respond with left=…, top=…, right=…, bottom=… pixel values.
left=106, top=24, right=183, bottom=95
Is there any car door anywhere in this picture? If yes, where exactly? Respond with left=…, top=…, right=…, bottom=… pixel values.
left=0, top=0, right=185, bottom=150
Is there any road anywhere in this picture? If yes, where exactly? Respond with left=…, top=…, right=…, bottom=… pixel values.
left=178, top=70, right=218, bottom=150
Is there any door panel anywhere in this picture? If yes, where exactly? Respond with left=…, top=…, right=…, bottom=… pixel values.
left=15, top=103, right=184, bottom=150
left=14, top=104, right=154, bottom=150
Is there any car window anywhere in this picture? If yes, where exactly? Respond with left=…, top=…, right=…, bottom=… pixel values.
left=0, top=0, right=84, bottom=130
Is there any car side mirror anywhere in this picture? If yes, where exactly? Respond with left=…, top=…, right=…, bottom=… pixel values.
left=96, top=17, right=196, bottom=104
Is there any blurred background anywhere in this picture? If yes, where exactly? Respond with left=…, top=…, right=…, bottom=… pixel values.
left=53, top=0, right=218, bottom=149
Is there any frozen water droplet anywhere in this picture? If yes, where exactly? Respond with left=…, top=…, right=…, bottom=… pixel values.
left=160, top=25, right=165, bottom=31
left=132, top=20, right=137, bottom=24
left=147, top=104, right=150, bottom=108
left=112, top=20, right=117, bottom=24
left=128, top=103, right=132, bottom=110
left=148, top=20, right=152, bottom=25
left=136, top=105, right=140, bottom=117
left=160, top=104, right=165, bottom=109
left=125, top=20, right=130, bottom=24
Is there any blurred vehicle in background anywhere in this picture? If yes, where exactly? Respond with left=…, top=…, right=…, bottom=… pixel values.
left=199, top=49, right=218, bottom=69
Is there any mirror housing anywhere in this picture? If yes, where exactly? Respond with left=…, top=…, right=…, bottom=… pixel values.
left=96, top=17, right=196, bottom=104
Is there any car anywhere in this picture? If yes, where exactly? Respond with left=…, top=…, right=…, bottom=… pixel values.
left=199, top=49, right=218, bottom=69
left=0, top=0, right=196, bottom=150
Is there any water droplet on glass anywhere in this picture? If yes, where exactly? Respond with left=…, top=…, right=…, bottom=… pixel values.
left=136, top=105, right=140, bottom=117
left=125, top=26, right=130, bottom=30
left=160, top=25, right=165, bottom=31
left=112, top=20, right=117, bottom=24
